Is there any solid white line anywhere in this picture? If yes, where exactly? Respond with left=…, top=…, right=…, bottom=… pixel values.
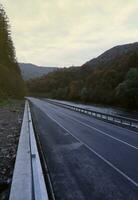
left=61, top=112, right=138, bottom=150
left=40, top=109, right=138, bottom=187
left=43, top=102, right=138, bottom=150
left=46, top=99, right=138, bottom=135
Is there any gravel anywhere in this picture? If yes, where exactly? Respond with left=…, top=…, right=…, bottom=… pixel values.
left=0, top=100, right=24, bottom=200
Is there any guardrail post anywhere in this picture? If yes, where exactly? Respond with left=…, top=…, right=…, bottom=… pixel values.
left=45, top=99, right=138, bottom=129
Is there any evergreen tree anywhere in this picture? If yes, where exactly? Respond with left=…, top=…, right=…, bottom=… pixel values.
left=0, top=4, right=25, bottom=99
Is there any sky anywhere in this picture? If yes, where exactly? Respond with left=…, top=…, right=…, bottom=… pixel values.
left=1, top=0, right=138, bottom=67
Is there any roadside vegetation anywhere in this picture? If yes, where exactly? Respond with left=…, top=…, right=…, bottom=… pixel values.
left=27, top=50, right=138, bottom=109
left=0, top=5, right=25, bottom=101
left=0, top=5, right=25, bottom=199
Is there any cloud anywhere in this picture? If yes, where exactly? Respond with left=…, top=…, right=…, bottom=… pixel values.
left=1, top=0, right=138, bottom=66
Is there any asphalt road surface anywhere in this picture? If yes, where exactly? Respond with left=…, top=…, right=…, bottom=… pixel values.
left=29, top=97, right=138, bottom=200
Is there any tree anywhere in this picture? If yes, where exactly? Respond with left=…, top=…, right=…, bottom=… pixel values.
left=116, top=68, right=138, bottom=108
left=0, top=4, right=25, bottom=99
left=69, top=81, right=81, bottom=100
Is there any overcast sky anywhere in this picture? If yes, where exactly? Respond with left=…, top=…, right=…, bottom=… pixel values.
left=1, top=0, right=138, bottom=67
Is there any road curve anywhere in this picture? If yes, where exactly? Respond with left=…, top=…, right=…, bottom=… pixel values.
left=29, top=97, right=138, bottom=200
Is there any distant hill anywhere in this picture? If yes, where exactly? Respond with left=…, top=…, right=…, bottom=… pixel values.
left=27, top=42, right=138, bottom=108
left=82, top=42, right=138, bottom=69
left=19, top=63, right=58, bottom=80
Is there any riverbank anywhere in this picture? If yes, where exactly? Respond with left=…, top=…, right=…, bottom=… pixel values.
left=0, top=100, right=24, bottom=200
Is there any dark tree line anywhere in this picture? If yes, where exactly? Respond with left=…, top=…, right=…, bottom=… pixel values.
left=27, top=50, right=138, bottom=109
left=0, top=4, right=25, bottom=99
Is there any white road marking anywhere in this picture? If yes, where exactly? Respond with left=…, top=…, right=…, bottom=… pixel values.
left=37, top=107, right=138, bottom=187
left=46, top=99, right=138, bottom=135
left=43, top=102, right=138, bottom=150
left=59, top=112, right=138, bottom=150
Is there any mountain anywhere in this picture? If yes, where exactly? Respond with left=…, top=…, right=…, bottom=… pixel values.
left=82, top=42, right=138, bottom=69
left=27, top=42, right=138, bottom=108
left=19, top=63, right=58, bottom=80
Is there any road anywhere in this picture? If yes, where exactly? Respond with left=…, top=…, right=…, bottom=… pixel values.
left=47, top=99, right=138, bottom=120
left=29, top=97, right=138, bottom=200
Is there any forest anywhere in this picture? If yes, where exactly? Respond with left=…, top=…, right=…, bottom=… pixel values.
left=27, top=48, right=138, bottom=109
left=0, top=5, right=25, bottom=99
left=1, top=3, right=137, bottom=109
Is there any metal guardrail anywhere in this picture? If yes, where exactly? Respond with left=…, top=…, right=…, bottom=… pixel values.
left=10, top=100, right=49, bottom=200
left=46, top=99, right=138, bottom=129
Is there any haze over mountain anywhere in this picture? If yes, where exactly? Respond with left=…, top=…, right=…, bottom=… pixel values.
left=19, top=63, right=58, bottom=80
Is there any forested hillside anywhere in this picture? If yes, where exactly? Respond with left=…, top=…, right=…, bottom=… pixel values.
left=0, top=5, right=25, bottom=99
left=83, top=42, right=138, bottom=69
left=27, top=43, right=138, bottom=109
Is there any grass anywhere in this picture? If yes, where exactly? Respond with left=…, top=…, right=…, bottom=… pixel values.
left=0, top=98, right=25, bottom=108
left=0, top=99, right=9, bottom=107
